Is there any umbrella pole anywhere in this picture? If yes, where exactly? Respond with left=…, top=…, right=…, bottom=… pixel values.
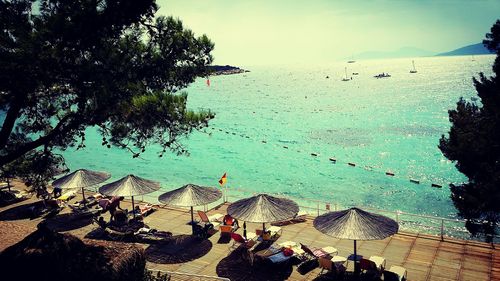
left=191, top=206, right=196, bottom=235
left=263, top=223, right=266, bottom=233
left=81, top=187, right=86, bottom=207
left=132, top=196, right=135, bottom=218
left=243, top=222, right=247, bottom=239
left=354, top=239, right=358, bottom=275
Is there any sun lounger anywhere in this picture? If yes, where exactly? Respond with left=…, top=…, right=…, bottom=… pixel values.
left=267, top=251, right=293, bottom=264
left=130, top=203, right=157, bottom=217
left=369, top=255, right=386, bottom=271
left=383, top=265, right=407, bottom=281
left=56, top=190, right=76, bottom=201
left=318, top=256, right=333, bottom=274
left=197, top=210, right=221, bottom=228
left=230, top=232, right=257, bottom=250
left=256, top=226, right=282, bottom=240
left=301, top=243, right=338, bottom=260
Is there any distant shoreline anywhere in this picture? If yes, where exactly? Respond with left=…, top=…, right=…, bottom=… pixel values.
left=208, top=65, right=249, bottom=76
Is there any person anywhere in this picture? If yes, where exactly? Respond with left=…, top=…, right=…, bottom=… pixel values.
left=108, top=196, right=124, bottom=221
left=223, top=214, right=239, bottom=230
left=97, top=216, right=108, bottom=229
left=53, top=186, right=62, bottom=198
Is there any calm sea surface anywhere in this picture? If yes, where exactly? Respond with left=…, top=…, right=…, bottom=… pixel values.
left=61, top=55, right=494, bottom=219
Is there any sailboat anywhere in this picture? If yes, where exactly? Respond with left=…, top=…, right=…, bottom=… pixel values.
left=342, top=67, right=351, bottom=81
left=347, top=55, right=356, bottom=63
left=409, top=60, right=417, bottom=73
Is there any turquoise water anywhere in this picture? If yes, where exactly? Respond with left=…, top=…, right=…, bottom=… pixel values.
left=62, top=55, right=494, bottom=220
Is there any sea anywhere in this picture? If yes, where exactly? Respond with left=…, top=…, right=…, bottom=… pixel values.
left=59, top=55, right=494, bottom=234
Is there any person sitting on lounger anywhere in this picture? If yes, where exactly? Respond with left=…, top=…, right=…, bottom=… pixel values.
left=53, top=186, right=62, bottom=198
left=223, top=214, right=239, bottom=229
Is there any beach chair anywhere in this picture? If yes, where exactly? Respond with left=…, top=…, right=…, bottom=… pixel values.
left=130, top=203, right=157, bottom=218
left=267, top=251, right=293, bottom=264
left=197, top=210, right=222, bottom=228
left=256, top=226, right=282, bottom=240
left=301, top=243, right=338, bottom=260
left=383, top=265, right=407, bottom=281
left=56, top=190, right=76, bottom=202
left=272, top=210, right=308, bottom=226
left=220, top=225, right=234, bottom=237
left=318, top=256, right=333, bottom=274
left=359, top=258, right=381, bottom=278
left=230, top=232, right=256, bottom=250
left=369, top=255, right=386, bottom=271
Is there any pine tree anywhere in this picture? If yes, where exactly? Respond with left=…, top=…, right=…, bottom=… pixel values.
left=439, top=20, right=500, bottom=239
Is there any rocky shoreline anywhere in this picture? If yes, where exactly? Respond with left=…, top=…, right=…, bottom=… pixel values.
left=208, top=65, right=249, bottom=76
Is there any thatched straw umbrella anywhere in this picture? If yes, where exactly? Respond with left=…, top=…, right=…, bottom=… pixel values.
left=313, top=207, right=399, bottom=274
left=0, top=224, right=146, bottom=281
left=158, top=184, right=222, bottom=234
left=52, top=169, right=111, bottom=206
left=227, top=194, right=299, bottom=237
left=99, top=175, right=160, bottom=214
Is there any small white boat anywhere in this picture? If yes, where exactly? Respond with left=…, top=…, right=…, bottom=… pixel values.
left=374, top=73, right=391, bottom=78
left=342, top=67, right=351, bottom=81
left=410, top=60, right=417, bottom=73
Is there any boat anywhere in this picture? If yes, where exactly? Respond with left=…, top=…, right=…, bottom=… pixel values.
left=347, top=60, right=356, bottom=63
left=410, top=60, right=417, bottom=73
left=352, top=72, right=359, bottom=75
left=374, top=73, right=391, bottom=79
left=341, top=67, right=351, bottom=81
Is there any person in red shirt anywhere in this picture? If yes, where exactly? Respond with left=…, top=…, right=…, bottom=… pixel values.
left=223, top=214, right=239, bottom=230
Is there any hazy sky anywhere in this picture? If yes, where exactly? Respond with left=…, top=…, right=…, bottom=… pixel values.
left=157, top=0, right=500, bottom=66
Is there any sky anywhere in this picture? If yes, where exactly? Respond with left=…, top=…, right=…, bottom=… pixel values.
left=156, top=0, right=500, bottom=66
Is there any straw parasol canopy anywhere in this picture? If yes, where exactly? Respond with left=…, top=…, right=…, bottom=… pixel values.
left=227, top=193, right=299, bottom=234
left=313, top=207, right=398, bottom=240
left=52, top=169, right=111, bottom=204
left=314, top=207, right=398, bottom=273
left=99, top=174, right=160, bottom=212
left=158, top=184, right=222, bottom=234
left=0, top=224, right=146, bottom=281
left=158, top=184, right=222, bottom=207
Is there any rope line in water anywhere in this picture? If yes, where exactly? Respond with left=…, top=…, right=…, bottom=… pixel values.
left=207, top=127, right=448, bottom=189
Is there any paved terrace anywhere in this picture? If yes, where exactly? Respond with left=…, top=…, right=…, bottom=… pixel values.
left=0, top=194, right=498, bottom=281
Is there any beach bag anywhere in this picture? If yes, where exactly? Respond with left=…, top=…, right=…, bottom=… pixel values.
left=283, top=248, right=294, bottom=256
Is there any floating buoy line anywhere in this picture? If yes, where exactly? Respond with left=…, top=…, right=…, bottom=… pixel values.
left=206, top=127, right=449, bottom=189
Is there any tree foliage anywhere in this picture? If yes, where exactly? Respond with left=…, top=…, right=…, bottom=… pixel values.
left=0, top=0, right=215, bottom=193
left=439, top=20, right=500, bottom=238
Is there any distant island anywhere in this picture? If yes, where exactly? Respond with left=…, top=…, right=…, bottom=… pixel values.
left=208, top=65, right=249, bottom=75
left=350, top=43, right=494, bottom=61
left=436, top=43, right=494, bottom=57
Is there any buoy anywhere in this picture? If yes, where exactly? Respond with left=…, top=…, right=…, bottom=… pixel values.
left=385, top=172, right=395, bottom=176
left=262, top=140, right=267, bottom=143
left=232, top=132, right=236, bottom=135
left=311, top=153, right=318, bottom=157
left=431, top=183, right=442, bottom=188
left=283, top=146, right=288, bottom=149
left=410, top=179, right=420, bottom=184
left=348, top=162, right=356, bottom=167
left=225, top=131, right=229, bottom=134
left=329, top=158, right=337, bottom=163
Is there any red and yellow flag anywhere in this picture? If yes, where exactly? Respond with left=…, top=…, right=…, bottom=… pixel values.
left=218, top=172, right=227, bottom=186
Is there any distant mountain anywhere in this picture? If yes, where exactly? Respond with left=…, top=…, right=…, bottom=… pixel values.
left=352, top=47, right=434, bottom=60
left=436, top=43, right=494, bottom=57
